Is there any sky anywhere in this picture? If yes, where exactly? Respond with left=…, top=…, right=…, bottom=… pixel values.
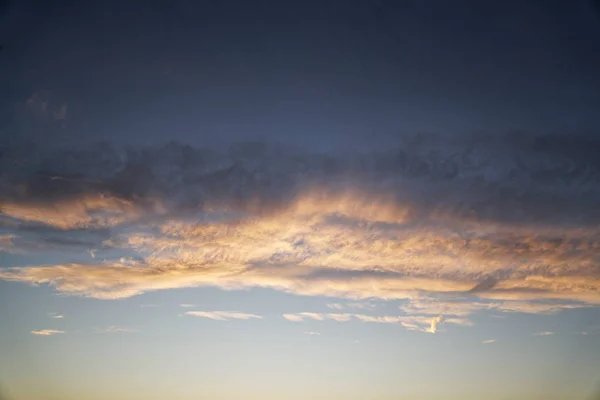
left=1, top=0, right=600, bottom=399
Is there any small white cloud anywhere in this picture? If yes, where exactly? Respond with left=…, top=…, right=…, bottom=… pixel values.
left=283, top=314, right=305, bottom=322
left=533, top=331, right=554, bottom=336
left=179, top=304, right=197, bottom=308
left=48, top=312, right=64, bottom=319
left=482, top=339, right=496, bottom=344
left=282, top=312, right=325, bottom=322
left=326, top=313, right=353, bottom=322
left=31, top=329, right=65, bottom=336
left=185, top=311, right=262, bottom=321
left=97, top=326, right=137, bottom=333
left=305, top=331, right=321, bottom=335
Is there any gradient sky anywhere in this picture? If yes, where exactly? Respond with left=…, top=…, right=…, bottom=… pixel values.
left=2, top=1, right=600, bottom=399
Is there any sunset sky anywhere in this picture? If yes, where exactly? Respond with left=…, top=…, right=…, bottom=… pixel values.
left=1, top=1, right=600, bottom=399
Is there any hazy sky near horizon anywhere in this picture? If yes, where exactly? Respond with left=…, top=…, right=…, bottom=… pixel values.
left=2, top=1, right=600, bottom=399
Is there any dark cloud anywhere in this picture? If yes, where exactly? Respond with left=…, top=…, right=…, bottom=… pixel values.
left=1, top=132, right=600, bottom=229
left=468, top=277, right=499, bottom=293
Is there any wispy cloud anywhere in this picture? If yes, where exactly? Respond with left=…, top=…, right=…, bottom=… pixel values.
left=179, top=304, right=197, bottom=308
left=282, top=312, right=463, bottom=333
left=0, top=234, right=17, bottom=252
left=185, top=311, right=262, bottom=321
left=327, top=302, right=375, bottom=310
left=53, top=103, right=68, bottom=121
left=482, top=339, right=496, bottom=344
left=48, top=312, right=64, bottom=319
left=96, top=326, right=137, bottom=334
left=31, top=329, right=65, bottom=336
left=533, top=331, right=554, bottom=336
left=305, top=331, right=321, bottom=335
left=396, top=298, right=589, bottom=328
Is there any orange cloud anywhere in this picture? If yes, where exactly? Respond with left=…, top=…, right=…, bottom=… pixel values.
left=1, top=189, right=600, bottom=330
left=31, top=329, right=65, bottom=336
left=0, top=195, right=150, bottom=229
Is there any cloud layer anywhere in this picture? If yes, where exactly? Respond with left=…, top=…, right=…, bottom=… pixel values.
left=2, top=136, right=600, bottom=332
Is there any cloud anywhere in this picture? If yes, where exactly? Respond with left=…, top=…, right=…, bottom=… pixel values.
left=25, top=91, right=67, bottom=121
left=283, top=312, right=327, bottom=322
left=0, top=195, right=152, bottom=230
left=281, top=312, right=464, bottom=333
left=96, top=326, right=137, bottom=333
left=327, top=302, right=375, bottom=310
left=2, top=137, right=600, bottom=333
left=0, top=234, right=16, bottom=252
left=426, top=315, right=443, bottom=334
left=396, top=297, right=591, bottom=327
left=31, top=329, right=65, bottom=336
left=305, top=331, right=321, bottom=335
left=492, top=301, right=587, bottom=314
left=283, top=314, right=305, bottom=322
left=482, top=339, right=496, bottom=344
left=47, top=312, right=64, bottom=319
left=53, top=103, right=68, bottom=121
left=533, top=331, right=554, bottom=336
left=184, top=311, right=262, bottom=321
left=179, top=304, right=197, bottom=308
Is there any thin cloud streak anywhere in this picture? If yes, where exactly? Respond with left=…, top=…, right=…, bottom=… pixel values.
left=31, top=329, right=65, bottom=336
left=96, top=326, right=137, bottom=333
left=327, top=302, right=375, bottom=310
left=281, top=312, right=466, bottom=333
left=184, top=311, right=263, bottom=321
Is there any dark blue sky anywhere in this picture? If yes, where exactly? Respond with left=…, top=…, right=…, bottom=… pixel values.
left=2, top=0, right=600, bottom=150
